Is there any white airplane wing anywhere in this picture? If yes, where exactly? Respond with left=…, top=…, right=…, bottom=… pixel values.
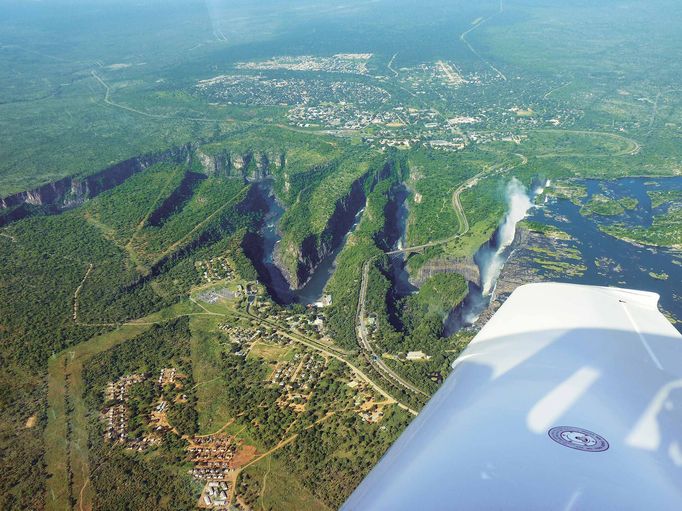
left=342, top=283, right=682, bottom=510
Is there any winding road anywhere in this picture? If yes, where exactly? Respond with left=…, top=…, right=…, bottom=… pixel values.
left=190, top=297, right=419, bottom=416
left=386, top=153, right=527, bottom=255
left=90, top=70, right=234, bottom=124
left=355, top=153, right=528, bottom=399
left=356, top=260, right=428, bottom=398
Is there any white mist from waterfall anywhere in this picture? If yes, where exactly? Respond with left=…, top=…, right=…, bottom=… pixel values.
left=480, top=178, right=533, bottom=296
left=444, top=178, right=542, bottom=335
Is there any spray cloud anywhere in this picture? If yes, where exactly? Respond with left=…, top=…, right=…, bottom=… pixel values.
left=480, top=178, right=533, bottom=296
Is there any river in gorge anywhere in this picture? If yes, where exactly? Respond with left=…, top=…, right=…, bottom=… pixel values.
left=246, top=181, right=365, bottom=305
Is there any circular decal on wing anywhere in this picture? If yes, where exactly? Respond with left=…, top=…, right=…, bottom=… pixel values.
left=548, top=426, right=609, bottom=452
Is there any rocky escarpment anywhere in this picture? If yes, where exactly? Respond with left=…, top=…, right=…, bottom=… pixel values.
left=1, top=143, right=285, bottom=226
left=374, top=182, right=409, bottom=251
left=0, top=145, right=192, bottom=224
left=196, top=148, right=285, bottom=182
left=473, top=228, right=532, bottom=326
left=277, top=177, right=367, bottom=288
left=411, top=256, right=481, bottom=288
left=276, top=162, right=394, bottom=289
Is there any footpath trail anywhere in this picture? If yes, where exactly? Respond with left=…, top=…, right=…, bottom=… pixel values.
left=46, top=301, right=212, bottom=511
left=228, top=403, right=364, bottom=507
left=190, top=297, right=416, bottom=415
left=72, top=263, right=93, bottom=322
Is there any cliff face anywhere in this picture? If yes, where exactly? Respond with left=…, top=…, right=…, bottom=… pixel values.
left=196, top=149, right=285, bottom=181
left=275, top=179, right=362, bottom=289
left=275, top=162, right=391, bottom=289
left=474, top=228, right=531, bottom=326
left=0, top=145, right=193, bottom=221
left=411, top=256, right=481, bottom=288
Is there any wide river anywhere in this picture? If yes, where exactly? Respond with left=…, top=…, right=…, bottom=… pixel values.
left=527, top=176, right=682, bottom=327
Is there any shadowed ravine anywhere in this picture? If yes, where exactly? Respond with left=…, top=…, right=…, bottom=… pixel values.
left=244, top=181, right=366, bottom=305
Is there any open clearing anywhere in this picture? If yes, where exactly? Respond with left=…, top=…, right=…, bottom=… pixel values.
left=486, top=129, right=640, bottom=158
left=243, top=456, right=330, bottom=511
left=248, top=341, right=294, bottom=363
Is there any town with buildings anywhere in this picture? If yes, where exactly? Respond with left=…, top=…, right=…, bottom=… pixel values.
left=196, top=74, right=389, bottom=108
left=94, top=278, right=396, bottom=510
left=194, top=54, right=585, bottom=155
left=271, top=352, right=326, bottom=411
left=236, top=54, right=374, bottom=74
left=103, top=373, right=146, bottom=444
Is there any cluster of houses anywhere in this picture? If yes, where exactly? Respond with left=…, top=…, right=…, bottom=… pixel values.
left=190, top=459, right=233, bottom=481
left=467, top=131, right=528, bottom=145
left=236, top=54, right=373, bottom=75
left=295, top=353, right=325, bottom=391
left=200, top=481, right=231, bottom=509
left=271, top=360, right=297, bottom=387
left=104, top=373, right=145, bottom=402
left=220, top=324, right=294, bottom=357
left=158, top=367, right=177, bottom=386
left=287, top=104, right=402, bottom=131
left=196, top=257, right=235, bottom=283
left=102, top=368, right=181, bottom=448
left=104, top=404, right=129, bottom=442
left=187, top=433, right=257, bottom=508
left=364, top=137, right=419, bottom=150
left=271, top=352, right=326, bottom=410
left=127, top=436, right=160, bottom=452
left=358, top=407, right=385, bottom=424
left=219, top=325, right=258, bottom=357
left=425, top=139, right=466, bottom=152
left=188, top=434, right=238, bottom=481
left=278, top=311, right=327, bottom=339
left=103, top=373, right=146, bottom=443
left=347, top=379, right=386, bottom=424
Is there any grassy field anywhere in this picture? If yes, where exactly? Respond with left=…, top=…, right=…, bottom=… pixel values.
left=249, top=341, right=295, bottom=364
left=189, top=315, right=238, bottom=435
left=488, top=130, right=639, bottom=159
left=242, top=456, right=330, bottom=511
